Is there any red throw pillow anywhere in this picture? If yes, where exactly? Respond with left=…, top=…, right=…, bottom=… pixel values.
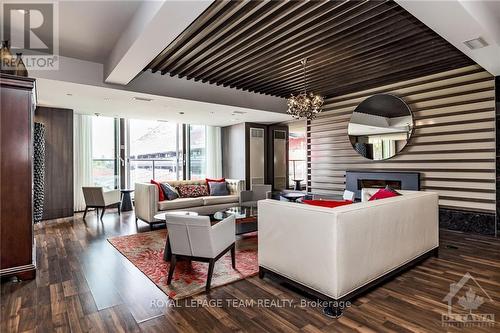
left=302, top=199, right=353, bottom=208
left=150, top=179, right=165, bottom=201
left=205, top=178, right=225, bottom=192
left=368, top=188, right=400, bottom=201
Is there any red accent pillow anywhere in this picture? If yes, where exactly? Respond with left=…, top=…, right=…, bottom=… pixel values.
left=368, top=188, right=401, bottom=201
left=302, top=199, right=353, bottom=208
left=205, top=178, right=225, bottom=192
left=150, top=179, right=165, bottom=201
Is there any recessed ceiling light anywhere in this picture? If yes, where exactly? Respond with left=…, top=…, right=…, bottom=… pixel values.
left=232, top=111, right=247, bottom=115
left=463, top=37, right=488, bottom=50
left=178, top=112, right=185, bottom=115
left=209, top=112, right=215, bottom=115
left=66, top=93, right=73, bottom=96
left=133, top=97, right=153, bottom=102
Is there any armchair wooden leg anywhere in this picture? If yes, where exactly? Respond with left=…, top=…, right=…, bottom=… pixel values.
left=167, top=254, right=177, bottom=285
left=100, top=207, right=106, bottom=220
left=118, top=203, right=121, bottom=216
left=230, top=243, right=236, bottom=269
left=206, top=259, right=215, bottom=292
left=83, top=206, right=88, bottom=219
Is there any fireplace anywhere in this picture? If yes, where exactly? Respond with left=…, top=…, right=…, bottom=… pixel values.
left=357, top=179, right=402, bottom=190
left=346, top=171, right=420, bottom=201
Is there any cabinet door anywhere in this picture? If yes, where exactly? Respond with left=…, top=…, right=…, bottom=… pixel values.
left=0, top=85, right=33, bottom=270
left=272, top=129, right=288, bottom=190
left=249, top=127, right=266, bottom=188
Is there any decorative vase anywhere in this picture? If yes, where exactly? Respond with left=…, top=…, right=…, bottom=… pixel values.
left=14, top=53, right=28, bottom=77
left=33, top=122, right=46, bottom=223
left=0, top=40, right=16, bottom=75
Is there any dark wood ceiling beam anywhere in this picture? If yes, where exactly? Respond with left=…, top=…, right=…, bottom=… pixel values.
left=187, top=0, right=355, bottom=80
left=200, top=1, right=390, bottom=84
left=266, top=54, right=466, bottom=98
left=263, top=48, right=459, bottom=97
left=221, top=7, right=406, bottom=89
left=270, top=56, right=468, bottom=98
left=171, top=1, right=324, bottom=79
left=243, top=25, right=430, bottom=94
left=256, top=32, right=442, bottom=96
left=165, top=0, right=295, bottom=77
left=193, top=0, right=367, bottom=81
left=153, top=0, right=254, bottom=73
left=315, top=57, right=474, bottom=98
left=148, top=0, right=234, bottom=71
left=159, top=0, right=273, bottom=74
left=300, top=51, right=468, bottom=97
left=227, top=13, right=417, bottom=92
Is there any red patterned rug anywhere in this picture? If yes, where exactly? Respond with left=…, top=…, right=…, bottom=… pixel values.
left=107, top=229, right=258, bottom=300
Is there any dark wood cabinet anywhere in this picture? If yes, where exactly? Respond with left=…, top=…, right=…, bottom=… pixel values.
left=0, top=74, right=37, bottom=280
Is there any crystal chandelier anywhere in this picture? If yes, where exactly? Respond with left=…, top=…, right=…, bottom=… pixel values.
left=287, top=58, right=324, bottom=120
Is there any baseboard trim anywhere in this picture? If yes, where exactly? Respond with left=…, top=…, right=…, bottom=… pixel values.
left=0, top=262, right=36, bottom=280
left=439, top=207, right=496, bottom=236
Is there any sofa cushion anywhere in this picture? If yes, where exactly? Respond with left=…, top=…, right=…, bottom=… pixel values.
left=203, top=195, right=239, bottom=206
left=160, top=182, right=179, bottom=200
left=158, top=197, right=204, bottom=211
left=208, top=181, right=229, bottom=196
left=177, top=184, right=209, bottom=198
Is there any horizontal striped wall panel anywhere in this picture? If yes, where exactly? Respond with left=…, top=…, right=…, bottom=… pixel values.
left=307, top=65, right=496, bottom=212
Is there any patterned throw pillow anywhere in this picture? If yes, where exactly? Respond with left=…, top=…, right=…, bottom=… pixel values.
left=176, top=184, right=209, bottom=198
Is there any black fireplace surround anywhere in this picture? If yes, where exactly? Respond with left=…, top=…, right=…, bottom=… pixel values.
left=345, top=171, right=420, bottom=201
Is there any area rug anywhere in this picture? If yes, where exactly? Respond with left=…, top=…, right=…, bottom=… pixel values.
left=107, top=229, right=258, bottom=299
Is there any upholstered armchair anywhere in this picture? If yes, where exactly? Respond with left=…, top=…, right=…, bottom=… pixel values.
left=166, top=214, right=236, bottom=291
left=82, top=187, right=121, bottom=220
left=239, top=184, right=272, bottom=207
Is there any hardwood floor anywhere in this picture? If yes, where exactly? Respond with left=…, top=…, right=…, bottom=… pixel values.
left=1, top=209, right=499, bottom=332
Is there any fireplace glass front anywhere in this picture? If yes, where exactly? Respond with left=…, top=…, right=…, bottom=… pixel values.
left=357, top=179, right=402, bottom=190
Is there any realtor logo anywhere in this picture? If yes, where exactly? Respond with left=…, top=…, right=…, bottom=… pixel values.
left=1, top=2, right=59, bottom=70
left=442, top=272, right=495, bottom=328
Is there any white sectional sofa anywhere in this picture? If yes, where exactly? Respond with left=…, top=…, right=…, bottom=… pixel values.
left=258, top=189, right=439, bottom=317
left=134, top=179, right=245, bottom=226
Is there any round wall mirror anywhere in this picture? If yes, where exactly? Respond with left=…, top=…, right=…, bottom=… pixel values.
left=348, top=94, right=413, bottom=160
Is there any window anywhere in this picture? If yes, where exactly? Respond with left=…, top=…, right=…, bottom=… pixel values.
left=128, top=120, right=183, bottom=186
left=189, top=125, right=206, bottom=180
left=288, top=121, right=307, bottom=189
left=92, top=116, right=117, bottom=189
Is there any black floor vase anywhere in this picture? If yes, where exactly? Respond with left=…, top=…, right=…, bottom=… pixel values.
left=33, top=122, right=46, bottom=222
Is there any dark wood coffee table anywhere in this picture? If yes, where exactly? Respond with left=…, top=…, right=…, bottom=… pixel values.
left=212, top=206, right=258, bottom=235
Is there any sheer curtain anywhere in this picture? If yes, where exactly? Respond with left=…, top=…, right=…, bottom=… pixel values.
left=74, top=114, right=93, bottom=211
left=205, top=126, right=222, bottom=178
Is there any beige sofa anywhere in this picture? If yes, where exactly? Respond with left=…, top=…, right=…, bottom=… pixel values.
left=134, top=179, right=245, bottom=224
left=258, top=189, right=439, bottom=316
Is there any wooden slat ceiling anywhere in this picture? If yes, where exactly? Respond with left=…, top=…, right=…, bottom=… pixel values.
left=146, top=0, right=475, bottom=98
